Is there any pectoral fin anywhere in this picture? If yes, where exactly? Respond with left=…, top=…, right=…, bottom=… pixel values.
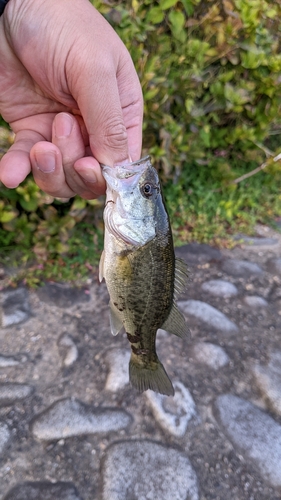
left=161, top=302, right=190, bottom=339
left=99, top=250, right=105, bottom=283
left=109, top=301, right=124, bottom=336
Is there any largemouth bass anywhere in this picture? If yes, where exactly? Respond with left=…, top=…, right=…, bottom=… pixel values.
left=99, top=156, right=189, bottom=396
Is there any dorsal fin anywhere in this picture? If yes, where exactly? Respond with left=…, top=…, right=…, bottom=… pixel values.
left=174, top=258, right=189, bottom=299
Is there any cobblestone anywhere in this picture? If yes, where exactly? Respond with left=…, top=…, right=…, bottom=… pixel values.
left=201, top=279, right=238, bottom=297
left=0, top=383, right=34, bottom=407
left=221, top=258, right=263, bottom=277
left=101, top=440, right=199, bottom=500
left=192, top=342, right=230, bottom=369
left=3, top=482, right=82, bottom=500
left=214, top=394, right=281, bottom=488
left=0, top=288, right=31, bottom=328
left=178, top=299, right=238, bottom=332
left=31, top=398, right=132, bottom=440
left=145, top=381, right=197, bottom=437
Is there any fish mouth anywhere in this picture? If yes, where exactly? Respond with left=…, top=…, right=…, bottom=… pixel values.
left=100, top=155, right=151, bottom=171
left=100, top=156, right=151, bottom=191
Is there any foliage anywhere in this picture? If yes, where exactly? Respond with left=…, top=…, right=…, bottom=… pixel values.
left=93, top=0, right=281, bottom=180
left=1, top=0, right=281, bottom=284
left=0, top=176, right=104, bottom=285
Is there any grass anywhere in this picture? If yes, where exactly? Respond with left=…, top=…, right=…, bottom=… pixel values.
left=163, top=157, right=281, bottom=247
left=0, top=222, right=104, bottom=288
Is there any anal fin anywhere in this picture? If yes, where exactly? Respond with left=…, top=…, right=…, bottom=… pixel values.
left=99, top=250, right=105, bottom=283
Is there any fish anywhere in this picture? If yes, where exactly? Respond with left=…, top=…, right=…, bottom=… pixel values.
left=99, top=155, right=189, bottom=396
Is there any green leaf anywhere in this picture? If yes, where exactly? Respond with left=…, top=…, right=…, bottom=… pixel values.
left=71, top=197, right=87, bottom=210
left=181, top=0, right=194, bottom=16
left=146, top=6, right=164, bottom=24
left=56, top=242, right=69, bottom=254
left=0, top=210, right=18, bottom=223
left=168, top=10, right=185, bottom=31
left=144, top=87, right=159, bottom=99
left=160, top=0, right=178, bottom=10
left=19, top=199, right=39, bottom=212
left=241, top=52, right=261, bottom=69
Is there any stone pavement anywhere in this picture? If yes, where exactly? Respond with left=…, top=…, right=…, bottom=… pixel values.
left=1, top=224, right=281, bottom=500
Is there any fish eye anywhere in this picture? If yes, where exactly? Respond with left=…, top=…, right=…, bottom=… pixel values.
left=141, top=183, right=155, bottom=198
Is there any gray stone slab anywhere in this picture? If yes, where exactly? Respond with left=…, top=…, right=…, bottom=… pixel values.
left=1, top=288, right=31, bottom=327
left=57, top=334, right=78, bottom=367
left=0, top=383, right=34, bottom=406
left=105, top=348, right=130, bottom=392
left=178, top=300, right=238, bottom=332
left=0, top=353, right=27, bottom=367
left=214, top=394, right=281, bottom=487
left=233, top=234, right=278, bottom=246
left=3, top=482, right=82, bottom=500
left=175, top=243, right=222, bottom=265
left=101, top=440, right=199, bottom=500
left=145, top=381, right=197, bottom=437
left=244, top=296, right=268, bottom=308
left=201, top=279, right=238, bottom=297
left=36, top=283, right=90, bottom=308
left=0, top=422, right=10, bottom=455
left=31, top=398, right=132, bottom=440
left=252, top=352, right=281, bottom=416
left=252, top=364, right=281, bottom=415
left=0, top=355, right=20, bottom=367
left=221, top=259, right=263, bottom=277
left=192, top=342, right=230, bottom=369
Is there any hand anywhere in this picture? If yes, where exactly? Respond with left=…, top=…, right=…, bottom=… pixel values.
left=0, top=0, right=143, bottom=199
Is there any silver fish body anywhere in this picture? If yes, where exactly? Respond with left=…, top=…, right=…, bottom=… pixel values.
left=100, top=156, right=189, bottom=396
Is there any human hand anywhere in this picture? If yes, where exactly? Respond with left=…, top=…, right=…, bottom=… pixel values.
left=0, top=0, right=143, bottom=199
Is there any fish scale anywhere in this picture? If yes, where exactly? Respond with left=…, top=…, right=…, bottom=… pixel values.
left=100, top=156, right=189, bottom=396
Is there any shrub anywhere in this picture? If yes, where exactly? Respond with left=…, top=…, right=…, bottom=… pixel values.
left=94, top=0, right=281, bottom=182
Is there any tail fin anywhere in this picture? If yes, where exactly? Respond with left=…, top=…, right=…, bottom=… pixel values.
left=129, top=355, right=174, bottom=396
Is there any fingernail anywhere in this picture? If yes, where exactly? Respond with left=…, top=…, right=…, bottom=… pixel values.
left=54, top=113, right=73, bottom=138
left=34, top=151, right=56, bottom=173
left=77, top=167, right=97, bottom=183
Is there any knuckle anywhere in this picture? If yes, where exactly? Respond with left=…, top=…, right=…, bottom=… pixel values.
left=103, top=118, right=128, bottom=151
